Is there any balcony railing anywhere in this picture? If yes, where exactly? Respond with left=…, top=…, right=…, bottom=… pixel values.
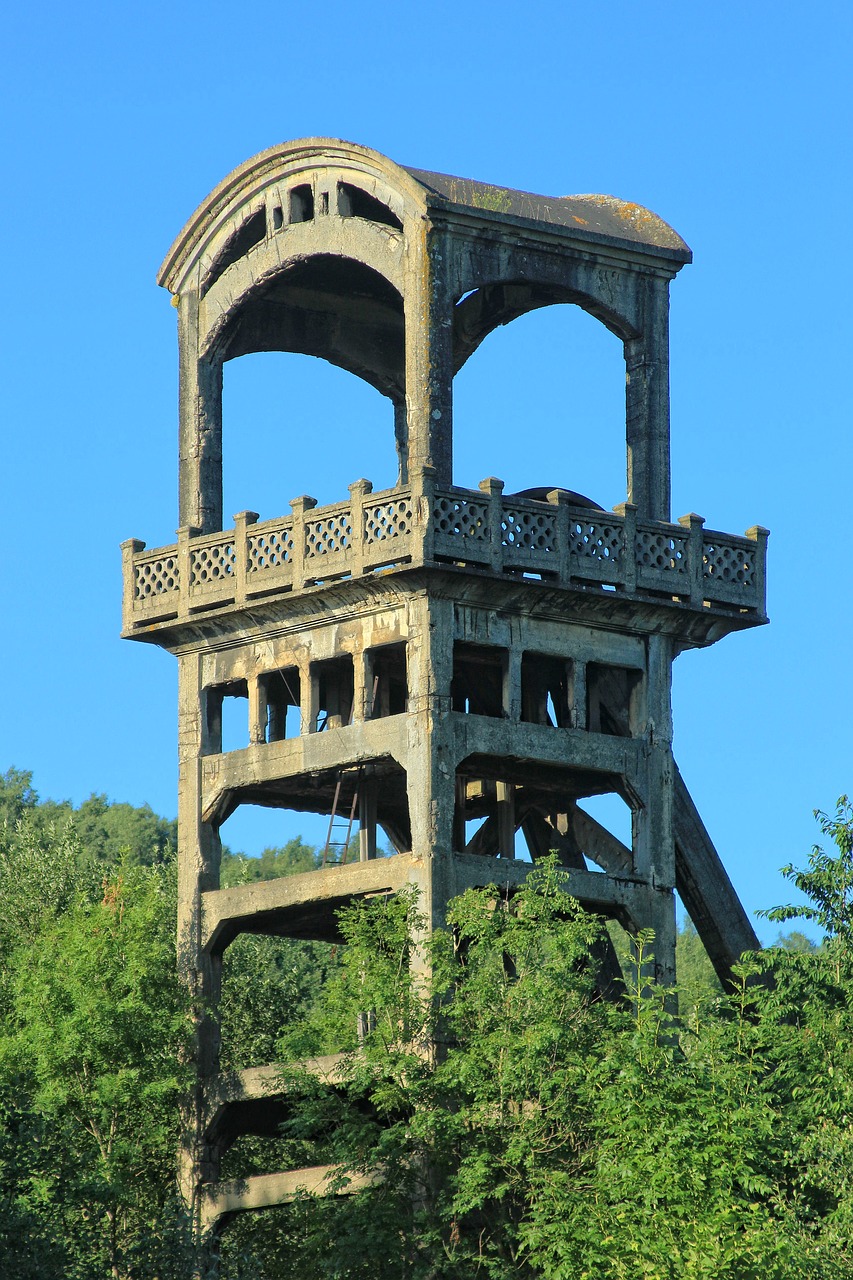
left=122, top=475, right=768, bottom=633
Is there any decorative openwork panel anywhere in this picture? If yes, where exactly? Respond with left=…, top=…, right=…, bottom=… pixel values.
left=433, top=495, right=488, bottom=540
left=248, top=526, right=293, bottom=573
left=305, top=511, right=351, bottom=558
left=570, top=520, right=623, bottom=564
left=190, top=542, right=236, bottom=587
left=501, top=506, right=557, bottom=553
left=134, top=555, right=179, bottom=599
left=635, top=529, right=687, bottom=575
left=703, top=541, right=755, bottom=586
left=364, top=498, right=413, bottom=543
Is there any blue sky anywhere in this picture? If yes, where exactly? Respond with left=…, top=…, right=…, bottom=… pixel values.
left=2, top=1, right=851, bottom=940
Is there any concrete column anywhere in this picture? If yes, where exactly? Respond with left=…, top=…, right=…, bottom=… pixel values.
left=404, top=225, right=454, bottom=483
left=625, top=274, right=671, bottom=522
left=248, top=676, right=266, bottom=746
left=632, top=633, right=675, bottom=897
left=176, top=651, right=223, bottom=1211
left=496, top=782, right=516, bottom=858
left=393, top=399, right=409, bottom=485
left=178, top=292, right=223, bottom=534
left=358, top=775, right=379, bottom=861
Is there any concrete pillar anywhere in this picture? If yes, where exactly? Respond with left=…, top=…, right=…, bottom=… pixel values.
left=625, top=274, right=671, bottom=522
left=404, top=226, right=454, bottom=483
left=176, top=651, right=223, bottom=1212
left=631, top=633, right=676, bottom=983
left=178, top=292, right=223, bottom=534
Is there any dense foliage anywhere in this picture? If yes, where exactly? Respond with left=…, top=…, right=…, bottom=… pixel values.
left=2, top=767, right=853, bottom=1277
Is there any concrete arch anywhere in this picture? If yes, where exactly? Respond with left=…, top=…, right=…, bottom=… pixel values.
left=205, top=254, right=406, bottom=402
left=452, top=279, right=633, bottom=377
left=159, top=138, right=429, bottom=298
left=198, top=217, right=406, bottom=354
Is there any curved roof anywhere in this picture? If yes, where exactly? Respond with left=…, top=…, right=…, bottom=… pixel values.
left=405, top=168, right=691, bottom=256
left=159, top=138, right=691, bottom=292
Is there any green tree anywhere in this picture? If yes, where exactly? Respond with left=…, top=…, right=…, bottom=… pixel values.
left=245, top=845, right=853, bottom=1279
left=0, top=812, right=192, bottom=1279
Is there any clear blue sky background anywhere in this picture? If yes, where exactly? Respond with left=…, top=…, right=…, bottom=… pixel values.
left=2, top=1, right=850, bottom=941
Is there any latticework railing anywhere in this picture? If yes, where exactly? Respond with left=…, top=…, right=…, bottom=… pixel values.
left=122, top=475, right=767, bottom=630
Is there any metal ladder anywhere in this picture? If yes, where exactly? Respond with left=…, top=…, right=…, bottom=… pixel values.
left=322, top=767, right=363, bottom=866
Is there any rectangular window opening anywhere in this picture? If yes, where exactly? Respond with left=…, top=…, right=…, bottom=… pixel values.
left=451, top=643, right=507, bottom=718
left=367, top=643, right=407, bottom=718
left=586, top=664, right=642, bottom=737
left=204, top=680, right=249, bottom=755
left=521, top=652, right=573, bottom=727
left=312, top=656, right=354, bottom=731
left=261, top=667, right=301, bottom=742
left=289, top=184, right=314, bottom=223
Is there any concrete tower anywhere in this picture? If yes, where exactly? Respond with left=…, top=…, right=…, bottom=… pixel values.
left=122, top=139, right=768, bottom=1236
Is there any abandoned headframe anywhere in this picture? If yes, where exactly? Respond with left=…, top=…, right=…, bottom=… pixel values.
left=122, top=138, right=768, bottom=1235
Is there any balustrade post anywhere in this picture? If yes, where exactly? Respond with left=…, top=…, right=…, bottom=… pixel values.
left=120, top=538, right=146, bottom=632
left=479, top=476, right=505, bottom=572
left=289, top=496, right=317, bottom=590
left=233, top=511, right=259, bottom=605
left=678, top=512, right=706, bottom=606
left=613, top=502, right=638, bottom=592
left=176, top=525, right=199, bottom=619
left=546, top=489, right=571, bottom=586
left=745, top=525, right=770, bottom=616
left=411, top=466, right=436, bottom=565
left=347, top=479, right=372, bottom=577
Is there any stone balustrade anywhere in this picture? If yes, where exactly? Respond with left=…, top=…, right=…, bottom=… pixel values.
left=122, top=474, right=768, bottom=633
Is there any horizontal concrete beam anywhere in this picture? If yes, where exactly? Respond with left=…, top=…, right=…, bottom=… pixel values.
left=449, top=851, right=649, bottom=926
left=201, top=1163, right=378, bottom=1230
left=203, top=1055, right=349, bottom=1143
left=209, top=1054, right=347, bottom=1106
left=202, top=853, right=415, bottom=952
left=451, top=715, right=640, bottom=780
left=201, top=718, right=408, bottom=822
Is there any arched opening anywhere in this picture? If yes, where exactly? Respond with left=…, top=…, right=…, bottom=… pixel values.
left=222, top=353, right=398, bottom=519
left=452, top=301, right=626, bottom=508
left=214, top=255, right=406, bottom=519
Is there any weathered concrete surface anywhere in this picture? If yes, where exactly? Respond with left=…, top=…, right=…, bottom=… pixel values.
left=122, top=139, right=768, bottom=1237
left=201, top=1165, right=379, bottom=1232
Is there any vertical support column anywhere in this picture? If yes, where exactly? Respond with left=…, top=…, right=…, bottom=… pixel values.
left=352, top=647, right=368, bottom=724
left=624, top=274, right=672, bottom=522
left=393, top=399, right=409, bottom=485
left=506, top=645, right=522, bottom=722
left=176, top=651, right=223, bottom=1218
left=496, top=782, right=516, bottom=858
left=405, top=594, right=457, bottom=953
left=178, top=291, right=223, bottom=534
left=570, top=660, right=587, bottom=731
left=405, top=225, right=454, bottom=484
left=631, top=632, right=676, bottom=985
left=358, top=775, right=379, bottom=861
left=248, top=676, right=266, bottom=746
